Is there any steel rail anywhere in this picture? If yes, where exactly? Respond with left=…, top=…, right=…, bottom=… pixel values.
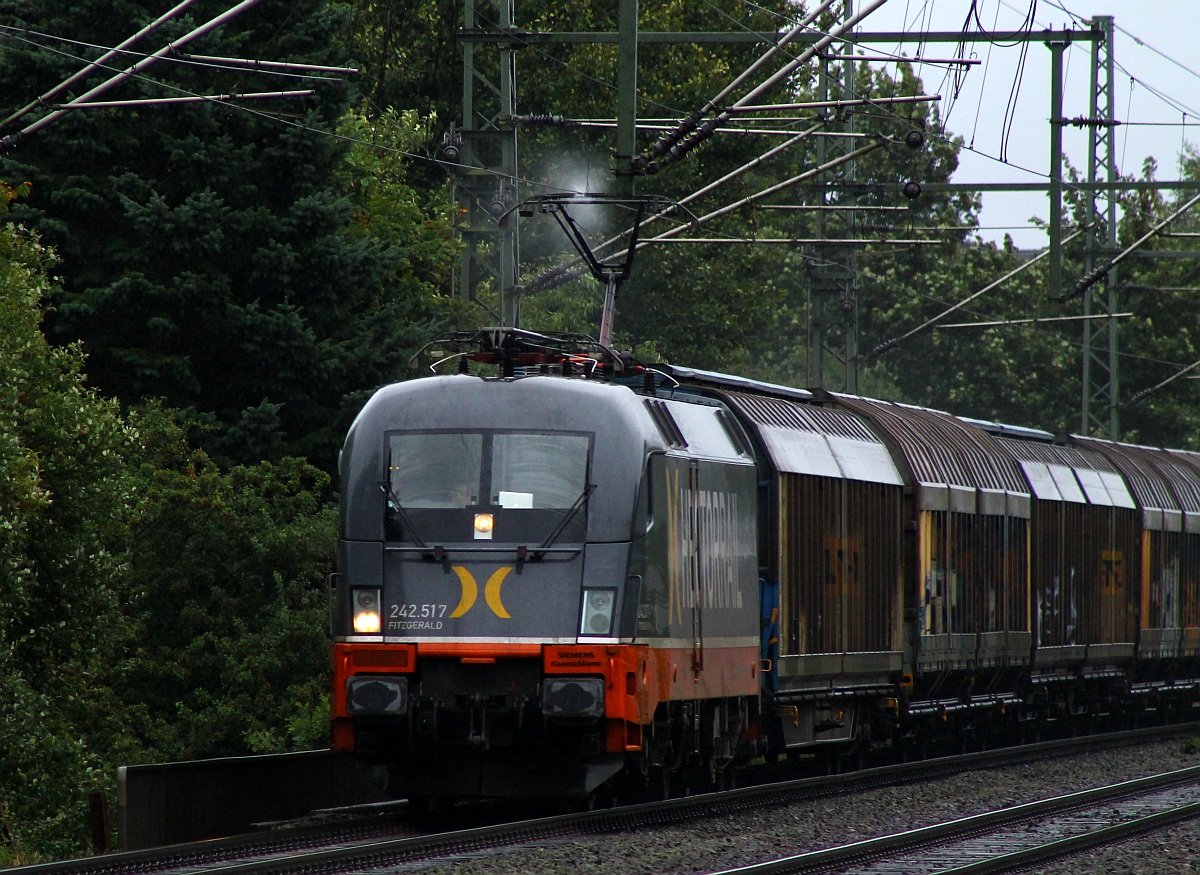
left=3, top=805, right=417, bottom=875
left=708, top=765, right=1200, bottom=875
left=937, top=800, right=1200, bottom=874
left=10, top=725, right=1197, bottom=875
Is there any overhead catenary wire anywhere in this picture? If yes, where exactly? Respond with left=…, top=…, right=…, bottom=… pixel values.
left=524, top=121, right=828, bottom=292
left=12, top=0, right=1197, bottom=404
left=1070, top=189, right=1200, bottom=301
left=674, top=0, right=838, bottom=122
left=638, top=0, right=888, bottom=174
left=0, top=0, right=266, bottom=152
left=528, top=138, right=895, bottom=295
left=0, top=0, right=865, bottom=249
left=504, top=0, right=1136, bottom=249
left=570, top=121, right=875, bottom=137
left=50, top=90, right=316, bottom=110
left=0, top=24, right=358, bottom=82
left=11, top=0, right=1192, bottom=246
left=0, top=0, right=204, bottom=131
left=0, top=21, right=585, bottom=202
left=173, top=53, right=357, bottom=76
left=647, top=236, right=940, bottom=245
left=535, top=92, right=939, bottom=140
left=643, top=139, right=886, bottom=244
left=521, top=4, right=943, bottom=294
left=868, top=225, right=1089, bottom=358
left=7, top=0, right=1190, bottom=307
left=939, top=311, right=1132, bottom=329
left=978, top=0, right=1200, bottom=233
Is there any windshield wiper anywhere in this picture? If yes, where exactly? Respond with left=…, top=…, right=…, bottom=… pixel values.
left=379, top=482, right=428, bottom=549
left=536, top=483, right=595, bottom=555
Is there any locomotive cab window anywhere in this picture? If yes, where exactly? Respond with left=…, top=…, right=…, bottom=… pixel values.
left=386, top=430, right=592, bottom=543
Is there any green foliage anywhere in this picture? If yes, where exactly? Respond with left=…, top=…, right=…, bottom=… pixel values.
left=0, top=664, right=98, bottom=864
left=119, top=415, right=336, bottom=759
left=0, top=185, right=140, bottom=861
left=342, top=0, right=461, bottom=121
left=0, top=0, right=459, bottom=472
left=338, top=106, right=470, bottom=328
left=858, top=237, right=1079, bottom=430
left=1, top=191, right=337, bottom=859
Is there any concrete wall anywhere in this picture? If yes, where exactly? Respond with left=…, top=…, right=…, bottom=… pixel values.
left=118, top=750, right=386, bottom=849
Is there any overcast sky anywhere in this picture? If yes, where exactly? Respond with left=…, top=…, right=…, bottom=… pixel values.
left=852, top=1, right=1199, bottom=249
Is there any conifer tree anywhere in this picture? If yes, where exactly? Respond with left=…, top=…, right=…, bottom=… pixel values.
left=0, top=0, right=449, bottom=469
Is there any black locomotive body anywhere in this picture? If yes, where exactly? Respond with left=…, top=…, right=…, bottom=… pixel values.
left=330, top=332, right=1200, bottom=801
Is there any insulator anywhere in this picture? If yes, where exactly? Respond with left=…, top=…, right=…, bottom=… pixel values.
left=646, top=111, right=703, bottom=160
left=870, top=338, right=899, bottom=358
left=903, top=181, right=922, bottom=200
left=1073, top=264, right=1111, bottom=299
left=510, top=113, right=567, bottom=126
left=1065, top=116, right=1120, bottom=128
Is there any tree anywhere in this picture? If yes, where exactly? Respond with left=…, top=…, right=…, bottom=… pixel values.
left=116, top=412, right=336, bottom=760
left=0, top=0, right=457, bottom=471
left=1, top=180, right=338, bottom=861
left=0, top=181, right=140, bottom=862
left=1102, top=152, right=1200, bottom=448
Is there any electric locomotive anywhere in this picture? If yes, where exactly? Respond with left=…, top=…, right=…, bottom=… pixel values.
left=330, top=330, right=762, bottom=800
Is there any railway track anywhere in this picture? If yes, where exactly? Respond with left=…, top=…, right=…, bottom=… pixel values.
left=11, top=725, right=1198, bottom=875
left=709, top=764, right=1200, bottom=875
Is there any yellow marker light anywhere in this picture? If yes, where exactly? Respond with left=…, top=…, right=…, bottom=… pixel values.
left=474, top=512, right=494, bottom=540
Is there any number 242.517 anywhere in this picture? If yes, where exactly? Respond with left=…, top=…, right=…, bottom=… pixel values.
left=390, top=603, right=447, bottom=619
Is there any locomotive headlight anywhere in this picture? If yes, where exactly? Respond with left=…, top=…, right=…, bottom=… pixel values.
left=579, top=588, right=616, bottom=636
left=346, top=675, right=407, bottom=715
left=474, top=512, right=494, bottom=540
left=543, top=677, right=604, bottom=717
left=352, top=588, right=382, bottom=634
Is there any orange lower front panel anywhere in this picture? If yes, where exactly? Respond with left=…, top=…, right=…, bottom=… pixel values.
left=542, top=642, right=761, bottom=752
left=332, top=641, right=761, bottom=754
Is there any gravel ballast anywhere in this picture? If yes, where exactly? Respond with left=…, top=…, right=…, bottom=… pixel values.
left=411, top=736, right=1200, bottom=875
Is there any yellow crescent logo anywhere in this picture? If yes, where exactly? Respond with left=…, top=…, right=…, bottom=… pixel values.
left=450, top=566, right=512, bottom=619
left=484, top=566, right=513, bottom=619
left=450, top=566, right=478, bottom=617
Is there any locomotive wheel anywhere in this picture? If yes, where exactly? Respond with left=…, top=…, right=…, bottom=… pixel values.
left=651, top=765, right=673, bottom=801
left=718, top=763, right=737, bottom=791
